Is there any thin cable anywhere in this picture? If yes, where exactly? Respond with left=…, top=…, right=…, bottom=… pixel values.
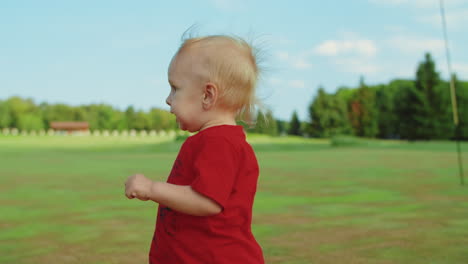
left=439, top=0, right=464, bottom=185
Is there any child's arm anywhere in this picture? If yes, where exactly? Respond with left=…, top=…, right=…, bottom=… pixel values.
left=125, top=174, right=222, bottom=216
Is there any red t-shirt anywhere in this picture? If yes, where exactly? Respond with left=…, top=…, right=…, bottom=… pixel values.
left=149, top=125, right=265, bottom=264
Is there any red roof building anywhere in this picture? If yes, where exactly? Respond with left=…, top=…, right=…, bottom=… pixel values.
left=50, top=122, right=89, bottom=133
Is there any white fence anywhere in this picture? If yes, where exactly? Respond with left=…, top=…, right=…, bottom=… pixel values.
left=0, top=128, right=188, bottom=138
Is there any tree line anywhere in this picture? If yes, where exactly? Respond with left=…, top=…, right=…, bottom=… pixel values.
left=0, top=95, right=282, bottom=134
left=300, top=53, right=468, bottom=140
left=0, top=99, right=177, bottom=132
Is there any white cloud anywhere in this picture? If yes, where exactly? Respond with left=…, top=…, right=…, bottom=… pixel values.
left=314, top=41, right=339, bottom=56
left=312, top=34, right=380, bottom=75
left=314, top=39, right=377, bottom=57
left=386, top=36, right=444, bottom=54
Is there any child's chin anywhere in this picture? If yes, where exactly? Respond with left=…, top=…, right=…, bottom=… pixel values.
left=177, top=122, right=188, bottom=131
left=177, top=120, right=198, bottom=132
left=180, top=125, right=197, bottom=133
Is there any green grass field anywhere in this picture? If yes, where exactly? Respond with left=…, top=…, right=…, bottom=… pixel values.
left=1, top=135, right=467, bottom=264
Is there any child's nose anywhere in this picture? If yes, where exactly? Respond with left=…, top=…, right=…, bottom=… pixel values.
left=166, top=96, right=171, bottom=106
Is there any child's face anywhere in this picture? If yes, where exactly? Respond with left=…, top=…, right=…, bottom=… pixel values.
left=166, top=52, right=206, bottom=132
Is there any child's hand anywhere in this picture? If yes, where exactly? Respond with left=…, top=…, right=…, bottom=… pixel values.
left=125, top=174, right=154, bottom=201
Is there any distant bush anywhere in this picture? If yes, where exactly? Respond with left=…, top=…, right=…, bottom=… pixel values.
left=331, top=135, right=369, bottom=147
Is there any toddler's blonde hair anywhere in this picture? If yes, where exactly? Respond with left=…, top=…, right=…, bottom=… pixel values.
left=175, top=35, right=261, bottom=125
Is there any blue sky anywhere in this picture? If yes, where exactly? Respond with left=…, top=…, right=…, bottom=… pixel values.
left=1, top=0, right=467, bottom=121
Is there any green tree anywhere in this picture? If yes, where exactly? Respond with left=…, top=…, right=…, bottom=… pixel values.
left=266, top=110, right=278, bottom=136
left=253, top=109, right=277, bottom=136
left=72, top=107, right=86, bottom=121
left=376, top=80, right=410, bottom=139
left=0, top=100, right=12, bottom=128
left=414, top=52, right=452, bottom=139
left=82, top=104, right=114, bottom=130
left=99, top=104, right=117, bottom=130
left=6, top=97, right=36, bottom=129
left=453, top=75, right=468, bottom=139
left=309, top=87, right=350, bottom=138
left=433, top=81, right=455, bottom=139
left=348, top=78, right=378, bottom=137
left=395, top=83, right=431, bottom=140
left=125, top=106, right=136, bottom=130
left=110, top=111, right=128, bottom=131
left=149, top=108, right=176, bottom=131
left=17, top=113, right=44, bottom=131
left=335, top=86, right=355, bottom=104
left=253, top=110, right=266, bottom=134
left=41, top=103, right=76, bottom=129
left=133, top=111, right=151, bottom=131
left=288, top=110, right=301, bottom=136
left=275, top=119, right=288, bottom=136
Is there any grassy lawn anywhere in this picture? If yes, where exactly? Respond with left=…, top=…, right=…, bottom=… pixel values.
left=0, top=134, right=467, bottom=264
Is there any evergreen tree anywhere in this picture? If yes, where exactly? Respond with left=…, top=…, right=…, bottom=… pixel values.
left=453, top=74, right=468, bottom=139
left=395, top=83, right=431, bottom=140
left=309, top=88, right=327, bottom=137
left=253, top=109, right=277, bottom=136
left=275, top=119, right=287, bottom=136
left=414, top=52, right=452, bottom=139
left=253, top=110, right=266, bottom=134
left=376, top=80, right=409, bottom=139
left=265, top=110, right=278, bottom=136
left=288, top=110, right=301, bottom=136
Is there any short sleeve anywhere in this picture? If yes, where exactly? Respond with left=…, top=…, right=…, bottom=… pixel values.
left=190, top=137, right=238, bottom=209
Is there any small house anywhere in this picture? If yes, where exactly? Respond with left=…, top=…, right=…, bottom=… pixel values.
left=50, top=122, right=89, bottom=134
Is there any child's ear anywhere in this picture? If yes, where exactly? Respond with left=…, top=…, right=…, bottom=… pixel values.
left=202, top=83, right=218, bottom=110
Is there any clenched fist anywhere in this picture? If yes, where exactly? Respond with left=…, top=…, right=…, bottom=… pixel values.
left=125, top=174, right=154, bottom=201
